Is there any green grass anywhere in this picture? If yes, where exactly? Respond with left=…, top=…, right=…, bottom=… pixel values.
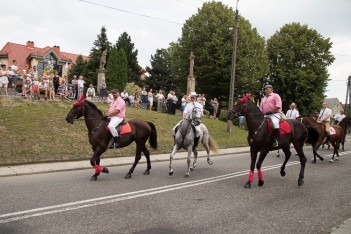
left=0, top=98, right=248, bottom=165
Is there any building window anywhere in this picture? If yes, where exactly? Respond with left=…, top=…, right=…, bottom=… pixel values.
left=38, top=53, right=57, bottom=74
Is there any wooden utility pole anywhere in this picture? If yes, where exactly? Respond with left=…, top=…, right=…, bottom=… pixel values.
left=227, top=0, right=239, bottom=132
left=346, top=74, right=351, bottom=115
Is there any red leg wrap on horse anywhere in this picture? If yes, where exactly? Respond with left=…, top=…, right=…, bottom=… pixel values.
left=258, top=169, right=263, bottom=180
left=248, top=170, right=254, bottom=182
left=93, top=164, right=103, bottom=173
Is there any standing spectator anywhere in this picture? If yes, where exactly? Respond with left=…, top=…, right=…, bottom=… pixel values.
left=197, top=93, right=206, bottom=107
left=129, top=92, right=135, bottom=106
left=334, top=109, right=346, bottom=125
left=286, top=102, right=300, bottom=119
left=134, top=92, right=140, bottom=108
left=7, top=66, right=14, bottom=95
left=77, top=75, right=85, bottom=99
left=21, top=65, right=29, bottom=91
left=10, top=60, right=19, bottom=94
left=212, top=97, right=219, bottom=119
left=0, top=64, right=9, bottom=96
left=48, top=81, right=55, bottom=100
left=121, top=89, right=130, bottom=107
left=172, top=91, right=178, bottom=115
left=71, top=75, right=79, bottom=100
left=107, top=92, right=114, bottom=105
left=155, top=90, right=165, bottom=112
left=31, top=66, right=38, bottom=80
left=53, top=70, right=60, bottom=95
left=166, top=90, right=173, bottom=114
left=86, top=84, right=96, bottom=101
left=141, top=87, right=147, bottom=109
left=181, top=94, right=187, bottom=113
left=99, top=77, right=107, bottom=102
left=148, top=88, right=154, bottom=111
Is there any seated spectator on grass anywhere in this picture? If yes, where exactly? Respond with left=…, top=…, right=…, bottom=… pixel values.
left=129, top=92, right=135, bottom=106
left=86, top=84, right=96, bottom=101
left=23, top=78, right=33, bottom=99
left=32, top=76, right=39, bottom=98
left=37, top=79, right=48, bottom=100
left=48, top=81, right=55, bottom=100
left=67, top=85, right=75, bottom=100
left=107, top=92, right=114, bottom=105
left=121, top=89, right=130, bottom=106
left=59, top=83, right=69, bottom=100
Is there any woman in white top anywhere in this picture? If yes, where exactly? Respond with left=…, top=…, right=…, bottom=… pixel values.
left=86, top=84, right=96, bottom=101
left=147, top=89, right=154, bottom=111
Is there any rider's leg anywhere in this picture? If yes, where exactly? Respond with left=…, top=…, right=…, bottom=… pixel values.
left=108, top=117, right=123, bottom=148
left=193, top=126, right=200, bottom=150
left=271, top=114, right=281, bottom=147
left=172, top=120, right=183, bottom=141
left=325, top=121, right=331, bottom=142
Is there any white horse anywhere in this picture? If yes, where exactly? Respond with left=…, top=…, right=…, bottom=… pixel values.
left=169, top=108, right=219, bottom=177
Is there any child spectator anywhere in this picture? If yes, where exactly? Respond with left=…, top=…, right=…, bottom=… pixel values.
left=181, top=94, right=187, bottom=113
left=23, top=78, right=32, bottom=99
left=77, top=75, right=85, bottom=99
left=59, top=83, right=69, bottom=100
left=99, top=77, right=107, bottom=102
left=48, top=81, right=55, bottom=100
left=86, top=84, right=95, bottom=101
left=68, top=85, right=75, bottom=100
left=129, top=92, right=135, bottom=106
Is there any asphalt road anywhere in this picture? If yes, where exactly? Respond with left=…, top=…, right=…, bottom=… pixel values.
left=0, top=146, right=351, bottom=234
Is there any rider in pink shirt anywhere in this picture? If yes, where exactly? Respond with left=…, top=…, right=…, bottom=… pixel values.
left=107, top=89, right=126, bottom=148
left=259, top=84, right=282, bottom=147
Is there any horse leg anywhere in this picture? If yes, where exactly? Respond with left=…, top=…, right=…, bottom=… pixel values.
left=90, top=147, right=108, bottom=181
left=202, top=137, right=213, bottom=165
left=280, top=147, right=291, bottom=177
left=294, top=142, right=307, bottom=186
left=276, top=149, right=280, bottom=157
left=190, top=148, right=198, bottom=171
left=141, top=145, right=151, bottom=175
left=245, top=148, right=258, bottom=188
left=256, top=151, right=269, bottom=187
left=185, top=147, right=192, bottom=177
left=125, top=147, right=142, bottom=179
left=169, top=144, right=179, bottom=176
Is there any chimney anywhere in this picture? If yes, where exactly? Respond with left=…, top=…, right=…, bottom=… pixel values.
left=53, top=45, right=60, bottom=53
left=26, top=41, right=34, bottom=49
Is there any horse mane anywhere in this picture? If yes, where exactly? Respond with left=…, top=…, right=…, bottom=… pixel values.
left=84, top=100, right=104, bottom=116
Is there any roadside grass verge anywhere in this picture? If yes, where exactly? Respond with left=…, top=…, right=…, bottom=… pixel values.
left=0, top=98, right=248, bottom=165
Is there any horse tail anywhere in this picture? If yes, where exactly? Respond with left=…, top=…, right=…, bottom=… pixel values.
left=147, top=121, right=158, bottom=150
left=208, top=135, right=220, bottom=155
left=306, top=126, right=319, bottom=145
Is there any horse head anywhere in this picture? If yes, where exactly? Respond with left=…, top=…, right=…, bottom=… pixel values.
left=227, top=94, right=251, bottom=121
left=66, top=95, right=85, bottom=124
left=191, top=107, right=202, bottom=126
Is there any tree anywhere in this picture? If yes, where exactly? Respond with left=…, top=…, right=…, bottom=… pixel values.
left=69, top=55, right=87, bottom=82
left=106, top=47, right=128, bottom=90
left=168, top=2, right=268, bottom=101
left=146, top=48, right=173, bottom=91
left=85, top=26, right=111, bottom=86
left=116, top=32, right=140, bottom=84
left=266, top=23, right=335, bottom=115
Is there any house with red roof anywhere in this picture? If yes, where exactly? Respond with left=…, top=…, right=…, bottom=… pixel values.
left=0, top=41, right=88, bottom=76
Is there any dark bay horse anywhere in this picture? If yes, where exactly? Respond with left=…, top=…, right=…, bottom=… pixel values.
left=66, top=98, right=157, bottom=180
left=227, top=94, right=308, bottom=188
left=298, top=116, right=344, bottom=163
left=337, top=116, right=351, bottom=151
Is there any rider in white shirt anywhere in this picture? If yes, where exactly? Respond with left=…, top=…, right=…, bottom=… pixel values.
left=173, top=92, right=203, bottom=150
left=334, top=109, right=346, bottom=125
left=286, top=102, right=300, bottom=119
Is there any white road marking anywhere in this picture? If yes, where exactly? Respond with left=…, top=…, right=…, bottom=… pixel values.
left=1, top=151, right=350, bottom=224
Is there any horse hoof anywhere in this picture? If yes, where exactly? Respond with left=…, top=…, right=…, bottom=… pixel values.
left=90, top=175, right=98, bottom=181
left=143, top=170, right=150, bottom=175
left=184, top=174, right=190, bottom=178
left=169, top=171, right=174, bottom=176
left=280, top=171, right=286, bottom=177
left=335, top=157, right=340, bottom=161
left=244, top=182, right=251, bottom=189
left=190, top=167, right=194, bottom=171
left=298, top=179, right=304, bottom=186
left=102, top=167, right=109, bottom=173
left=258, top=180, right=264, bottom=187
left=311, top=160, right=316, bottom=164
left=207, top=160, right=213, bottom=165
left=125, top=174, right=132, bottom=179
left=319, top=157, right=324, bottom=161
left=329, top=159, right=334, bottom=163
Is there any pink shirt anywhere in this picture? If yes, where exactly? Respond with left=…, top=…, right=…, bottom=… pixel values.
left=109, top=96, right=126, bottom=118
left=260, top=92, right=282, bottom=114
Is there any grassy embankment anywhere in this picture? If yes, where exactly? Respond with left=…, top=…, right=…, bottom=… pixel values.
left=0, top=98, right=248, bottom=165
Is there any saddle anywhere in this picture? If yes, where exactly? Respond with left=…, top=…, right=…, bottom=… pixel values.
left=267, top=119, right=291, bottom=135
left=105, top=119, right=132, bottom=135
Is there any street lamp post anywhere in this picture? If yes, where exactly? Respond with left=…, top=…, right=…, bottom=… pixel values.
left=227, top=0, right=239, bottom=132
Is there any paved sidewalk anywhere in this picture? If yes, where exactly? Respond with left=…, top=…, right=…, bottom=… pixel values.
left=0, top=146, right=251, bottom=177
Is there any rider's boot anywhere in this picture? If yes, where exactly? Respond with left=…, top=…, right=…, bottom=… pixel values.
left=113, top=136, right=121, bottom=148
left=272, top=129, right=280, bottom=147
left=326, top=134, right=331, bottom=143
left=193, top=136, right=200, bottom=151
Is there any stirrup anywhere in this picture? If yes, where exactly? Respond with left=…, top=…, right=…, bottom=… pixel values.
left=272, top=141, right=279, bottom=147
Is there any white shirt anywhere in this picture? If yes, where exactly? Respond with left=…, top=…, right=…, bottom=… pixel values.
left=286, top=109, right=299, bottom=119
left=78, top=79, right=85, bottom=88
left=121, top=92, right=129, bottom=99
left=318, top=108, right=332, bottom=122
left=183, top=101, right=203, bottom=119
left=86, top=87, right=95, bottom=96
left=156, top=93, right=165, bottom=100
left=10, top=65, right=18, bottom=74
left=334, top=113, right=346, bottom=122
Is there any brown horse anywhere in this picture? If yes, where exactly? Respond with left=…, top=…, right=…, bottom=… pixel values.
left=297, top=116, right=344, bottom=163
left=227, top=94, right=309, bottom=188
left=66, top=97, right=157, bottom=180
left=336, top=116, right=351, bottom=151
